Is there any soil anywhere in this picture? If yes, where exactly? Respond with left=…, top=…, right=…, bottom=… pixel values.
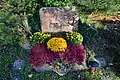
left=78, top=19, right=120, bottom=73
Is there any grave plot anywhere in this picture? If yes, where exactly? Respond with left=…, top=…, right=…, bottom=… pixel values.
left=28, top=7, right=100, bottom=76
left=29, top=32, right=87, bottom=75
left=28, top=7, right=89, bottom=75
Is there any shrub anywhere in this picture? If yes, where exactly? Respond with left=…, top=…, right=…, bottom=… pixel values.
left=1, top=0, right=41, bottom=33
left=43, top=0, right=73, bottom=7
left=29, top=32, right=51, bottom=46
left=79, top=14, right=103, bottom=29
left=47, top=37, right=67, bottom=52
left=0, top=12, right=25, bottom=44
left=66, top=32, right=83, bottom=44
left=0, top=0, right=42, bottom=44
left=73, top=0, right=120, bottom=14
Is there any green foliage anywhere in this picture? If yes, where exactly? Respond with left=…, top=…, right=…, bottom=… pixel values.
left=43, top=0, right=73, bottom=7
left=86, top=48, right=96, bottom=61
left=66, top=32, right=83, bottom=44
left=0, top=12, right=25, bottom=44
left=102, top=68, right=120, bottom=80
left=1, top=0, right=39, bottom=15
left=81, top=68, right=120, bottom=80
left=0, top=44, right=29, bottom=80
left=1, top=0, right=41, bottom=33
left=73, top=0, right=120, bottom=14
left=79, top=14, right=103, bottom=29
left=0, top=0, right=42, bottom=44
left=81, top=68, right=102, bottom=80
left=29, top=32, right=51, bottom=46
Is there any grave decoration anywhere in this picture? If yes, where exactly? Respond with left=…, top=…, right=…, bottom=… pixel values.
left=89, top=60, right=99, bottom=72
left=9, top=58, right=24, bottom=80
left=29, top=32, right=86, bottom=75
left=52, top=60, right=72, bottom=76
left=87, top=52, right=100, bottom=72
left=10, top=58, right=24, bottom=72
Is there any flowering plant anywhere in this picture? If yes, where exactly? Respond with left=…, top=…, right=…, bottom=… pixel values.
left=29, top=32, right=51, bottom=46
left=30, top=43, right=54, bottom=67
left=66, top=32, right=83, bottom=44
left=62, top=44, right=86, bottom=64
left=30, top=43, right=86, bottom=67
left=29, top=32, right=86, bottom=68
left=47, top=37, right=67, bottom=52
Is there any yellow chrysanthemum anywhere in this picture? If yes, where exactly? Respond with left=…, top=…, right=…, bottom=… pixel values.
left=29, top=32, right=51, bottom=46
left=47, top=37, right=67, bottom=52
left=66, top=32, right=83, bottom=44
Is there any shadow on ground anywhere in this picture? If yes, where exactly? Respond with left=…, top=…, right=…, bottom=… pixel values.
left=78, top=20, right=120, bottom=74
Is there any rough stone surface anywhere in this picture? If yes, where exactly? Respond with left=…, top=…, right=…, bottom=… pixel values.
left=34, top=64, right=52, bottom=72
left=40, top=7, right=78, bottom=32
left=23, top=40, right=31, bottom=50
left=34, top=63, right=88, bottom=72
left=72, top=63, right=88, bottom=71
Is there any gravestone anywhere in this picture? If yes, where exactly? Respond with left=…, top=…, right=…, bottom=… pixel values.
left=39, top=7, right=79, bottom=32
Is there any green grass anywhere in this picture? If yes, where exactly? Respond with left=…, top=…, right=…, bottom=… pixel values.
left=0, top=44, right=29, bottom=80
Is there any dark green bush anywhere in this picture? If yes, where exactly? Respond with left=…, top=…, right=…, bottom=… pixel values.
left=0, top=12, right=24, bottom=44
left=73, top=0, right=120, bottom=14
left=43, top=0, right=73, bottom=7
left=1, top=0, right=41, bottom=33
left=79, top=14, right=103, bottom=29
left=0, top=0, right=42, bottom=44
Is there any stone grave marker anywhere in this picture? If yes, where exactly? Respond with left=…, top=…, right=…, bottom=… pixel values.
left=39, top=7, right=79, bottom=32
